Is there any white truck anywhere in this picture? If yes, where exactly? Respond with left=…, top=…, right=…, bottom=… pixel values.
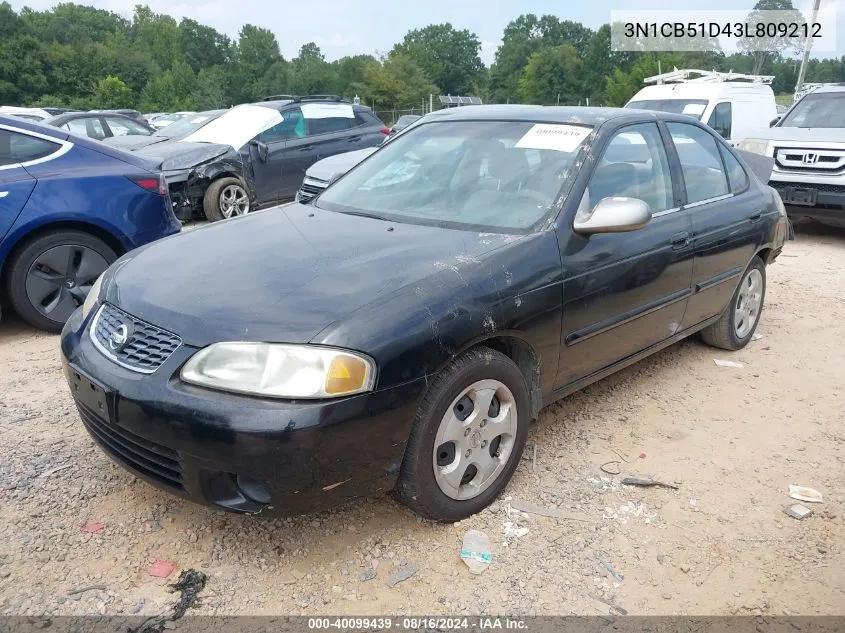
left=738, top=85, right=845, bottom=228
left=625, top=69, right=778, bottom=145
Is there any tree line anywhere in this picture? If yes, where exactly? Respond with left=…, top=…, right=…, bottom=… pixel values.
left=2, top=1, right=845, bottom=114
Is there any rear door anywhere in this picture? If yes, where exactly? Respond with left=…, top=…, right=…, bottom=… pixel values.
left=666, top=121, right=765, bottom=328
left=0, top=127, right=61, bottom=240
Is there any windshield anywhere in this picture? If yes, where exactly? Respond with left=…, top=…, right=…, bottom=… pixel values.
left=155, top=111, right=223, bottom=138
left=626, top=99, right=709, bottom=120
left=315, top=120, right=591, bottom=231
left=780, top=91, right=845, bottom=128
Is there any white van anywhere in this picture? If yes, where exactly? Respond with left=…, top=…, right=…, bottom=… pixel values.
left=624, top=69, right=778, bottom=145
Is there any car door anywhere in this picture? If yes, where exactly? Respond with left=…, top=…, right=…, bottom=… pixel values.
left=556, top=121, right=695, bottom=388
left=247, top=109, right=302, bottom=205
left=64, top=117, right=107, bottom=141
left=0, top=128, right=50, bottom=240
left=667, top=121, right=767, bottom=328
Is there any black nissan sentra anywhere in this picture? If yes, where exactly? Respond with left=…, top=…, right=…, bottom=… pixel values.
left=60, top=105, right=790, bottom=521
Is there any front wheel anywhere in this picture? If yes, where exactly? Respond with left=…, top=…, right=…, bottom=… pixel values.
left=397, top=348, right=530, bottom=522
left=6, top=230, right=116, bottom=331
left=700, top=256, right=766, bottom=351
left=203, top=177, right=250, bottom=222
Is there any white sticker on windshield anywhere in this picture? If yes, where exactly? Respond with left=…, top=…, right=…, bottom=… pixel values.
left=515, top=124, right=591, bottom=152
left=682, top=103, right=706, bottom=116
left=301, top=103, right=355, bottom=119
left=180, top=105, right=283, bottom=150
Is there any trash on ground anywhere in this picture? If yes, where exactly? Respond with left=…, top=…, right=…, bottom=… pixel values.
left=148, top=560, right=176, bottom=578
left=690, top=497, right=697, bottom=507
left=789, top=484, right=823, bottom=503
left=783, top=504, right=813, bottom=520
left=714, top=359, right=744, bottom=368
left=508, top=499, right=592, bottom=522
left=589, top=593, right=628, bottom=615
left=502, top=521, right=530, bottom=539
left=386, top=563, right=417, bottom=588
left=81, top=521, right=104, bottom=534
left=169, top=570, right=207, bottom=620
left=38, top=464, right=72, bottom=479
left=600, top=461, right=622, bottom=475
left=638, top=453, right=647, bottom=459
left=460, top=529, right=492, bottom=574
left=622, top=477, right=679, bottom=490
left=752, top=333, right=763, bottom=341
left=67, top=584, right=106, bottom=596
left=602, top=501, right=658, bottom=525
left=596, top=551, right=624, bottom=582
left=359, top=568, right=376, bottom=582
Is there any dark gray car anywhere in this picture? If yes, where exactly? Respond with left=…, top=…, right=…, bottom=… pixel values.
left=135, top=97, right=388, bottom=221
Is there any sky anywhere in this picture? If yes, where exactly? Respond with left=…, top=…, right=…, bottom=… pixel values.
left=8, top=0, right=845, bottom=65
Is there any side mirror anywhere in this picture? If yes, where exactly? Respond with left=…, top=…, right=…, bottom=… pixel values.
left=769, top=117, right=781, bottom=127
left=250, top=140, right=269, bottom=163
left=573, top=197, right=652, bottom=235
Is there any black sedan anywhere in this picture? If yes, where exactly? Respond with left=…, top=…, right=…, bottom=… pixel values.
left=60, top=105, right=790, bottom=521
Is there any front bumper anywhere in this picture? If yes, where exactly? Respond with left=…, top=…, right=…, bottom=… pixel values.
left=770, top=176, right=845, bottom=222
left=60, top=307, right=425, bottom=516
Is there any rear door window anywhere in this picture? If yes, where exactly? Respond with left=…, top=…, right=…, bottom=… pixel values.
left=719, top=145, right=749, bottom=193
left=0, top=129, right=61, bottom=167
left=259, top=107, right=306, bottom=143
left=667, top=122, right=730, bottom=204
left=308, top=117, right=353, bottom=135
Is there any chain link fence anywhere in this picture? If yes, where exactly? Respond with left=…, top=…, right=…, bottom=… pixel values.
left=373, top=107, right=427, bottom=126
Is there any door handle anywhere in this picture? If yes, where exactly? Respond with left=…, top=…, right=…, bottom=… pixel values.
left=748, top=210, right=763, bottom=222
left=670, top=231, right=691, bottom=248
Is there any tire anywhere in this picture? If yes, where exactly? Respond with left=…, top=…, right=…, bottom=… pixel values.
left=397, top=347, right=531, bottom=522
left=700, top=256, right=766, bottom=351
left=6, top=230, right=116, bottom=332
left=202, top=177, right=250, bottom=222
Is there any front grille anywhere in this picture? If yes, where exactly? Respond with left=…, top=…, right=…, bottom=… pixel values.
left=297, top=181, right=326, bottom=203
left=91, top=303, right=181, bottom=373
left=771, top=181, right=845, bottom=194
left=77, top=403, right=184, bottom=491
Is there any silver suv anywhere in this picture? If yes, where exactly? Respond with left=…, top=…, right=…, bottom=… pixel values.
left=738, top=85, right=845, bottom=228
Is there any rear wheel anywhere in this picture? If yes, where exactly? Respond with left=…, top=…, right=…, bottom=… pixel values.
left=203, top=177, right=250, bottom=222
left=700, top=256, right=766, bottom=351
left=397, top=348, right=530, bottom=522
left=6, top=230, right=116, bottom=331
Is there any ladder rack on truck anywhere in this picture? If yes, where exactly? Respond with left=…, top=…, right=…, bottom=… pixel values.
left=644, top=68, right=775, bottom=85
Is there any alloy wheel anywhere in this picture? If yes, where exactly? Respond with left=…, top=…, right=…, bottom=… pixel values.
left=219, top=184, right=250, bottom=218
left=25, top=244, right=109, bottom=322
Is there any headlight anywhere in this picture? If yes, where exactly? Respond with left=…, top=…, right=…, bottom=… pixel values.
left=80, top=274, right=104, bottom=320
left=180, top=343, right=376, bottom=399
left=737, top=139, right=771, bottom=156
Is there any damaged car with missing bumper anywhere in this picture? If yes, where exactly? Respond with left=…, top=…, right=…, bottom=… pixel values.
left=137, top=99, right=388, bottom=222
left=61, top=105, right=789, bottom=522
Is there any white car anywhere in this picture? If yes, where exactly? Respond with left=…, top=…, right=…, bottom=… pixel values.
left=150, top=111, right=196, bottom=130
left=0, top=106, right=51, bottom=122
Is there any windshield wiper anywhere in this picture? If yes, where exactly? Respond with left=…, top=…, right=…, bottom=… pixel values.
left=335, top=209, right=390, bottom=221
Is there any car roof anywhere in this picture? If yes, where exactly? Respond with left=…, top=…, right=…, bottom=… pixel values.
left=419, top=105, right=666, bottom=126
left=808, top=85, right=845, bottom=94
left=0, top=115, right=69, bottom=140
left=254, top=99, right=373, bottom=113
left=44, top=112, right=141, bottom=125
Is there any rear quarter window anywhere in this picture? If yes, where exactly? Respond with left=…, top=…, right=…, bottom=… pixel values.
left=0, top=129, right=61, bottom=167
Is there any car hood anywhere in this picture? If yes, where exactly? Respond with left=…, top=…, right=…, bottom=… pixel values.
left=101, top=135, right=167, bottom=151
left=749, top=127, right=845, bottom=143
left=305, top=148, right=378, bottom=182
left=106, top=204, right=516, bottom=347
left=133, top=141, right=232, bottom=170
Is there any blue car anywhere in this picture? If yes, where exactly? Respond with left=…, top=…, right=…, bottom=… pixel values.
left=0, top=116, right=180, bottom=331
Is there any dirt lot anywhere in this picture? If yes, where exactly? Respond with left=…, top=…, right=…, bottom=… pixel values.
left=0, top=222, right=843, bottom=619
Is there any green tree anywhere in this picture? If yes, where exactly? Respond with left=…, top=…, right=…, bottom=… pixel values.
left=193, top=65, right=230, bottom=108
left=518, top=44, right=582, bottom=104
left=289, top=42, right=338, bottom=96
left=140, top=60, right=196, bottom=111
left=93, top=75, right=132, bottom=108
left=739, top=0, right=805, bottom=75
left=393, top=23, right=483, bottom=95
left=132, top=5, right=181, bottom=72
left=353, top=53, right=438, bottom=111
left=179, top=18, right=230, bottom=72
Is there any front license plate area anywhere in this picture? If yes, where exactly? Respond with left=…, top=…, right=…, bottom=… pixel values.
left=68, top=365, right=112, bottom=421
left=782, top=186, right=818, bottom=206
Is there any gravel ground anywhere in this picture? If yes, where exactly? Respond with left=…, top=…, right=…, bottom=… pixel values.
left=0, top=221, right=843, bottom=619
